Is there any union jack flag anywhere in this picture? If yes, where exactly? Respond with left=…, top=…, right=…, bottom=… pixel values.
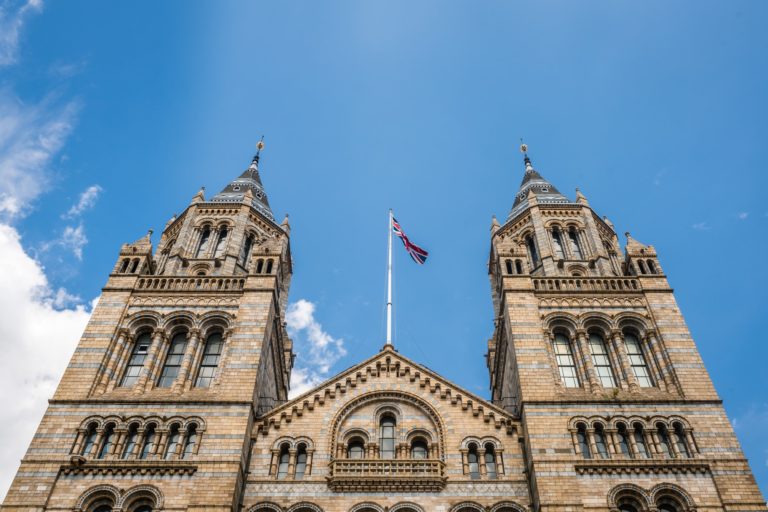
left=392, top=217, right=429, bottom=264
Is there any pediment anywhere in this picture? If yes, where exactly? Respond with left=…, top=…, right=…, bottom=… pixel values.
left=255, top=346, right=519, bottom=437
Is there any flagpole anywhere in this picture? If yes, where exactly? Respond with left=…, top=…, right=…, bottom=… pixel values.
left=386, top=208, right=393, bottom=346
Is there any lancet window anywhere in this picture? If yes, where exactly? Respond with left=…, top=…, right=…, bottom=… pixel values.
left=196, top=332, right=223, bottom=388
left=121, top=332, right=151, bottom=387
left=588, top=333, right=616, bottom=388
left=157, top=332, right=187, bottom=388
left=568, top=228, right=583, bottom=259
left=196, top=226, right=211, bottom=257
left=553, top=333, right=580, bottom=388
left=379, top=415, right=396, bottom=459
left=213, top=226, right=229, bottom=258
left=624, top=333, right=653, bottom=387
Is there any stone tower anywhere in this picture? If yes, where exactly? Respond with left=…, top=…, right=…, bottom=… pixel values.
left=1, top=148, right=294, bottom=511
left=486, top=146, right=766, bottom=512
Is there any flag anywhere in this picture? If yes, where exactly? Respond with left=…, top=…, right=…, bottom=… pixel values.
left=392, top=217, right=429, bottom=264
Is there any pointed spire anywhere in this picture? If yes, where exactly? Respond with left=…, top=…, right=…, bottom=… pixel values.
left=491, top=215, right=501, bottom=234
left=507, top=141, right=569, bottom=220
left=211, top=138, right=274, bottom=221
left=281, top=213, right=291, bottom=234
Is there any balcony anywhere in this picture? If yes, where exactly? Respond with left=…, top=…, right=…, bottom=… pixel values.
left=531, top=276, right=641, bottom=293
left=327, top=459, right=446, bottom=492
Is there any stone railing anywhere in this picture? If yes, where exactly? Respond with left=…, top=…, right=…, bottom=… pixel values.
left=532, top=277, right=641, bottom=293
left=135, top=276, right=246, bottom=292
left=327, top=459, right=446, bottom=492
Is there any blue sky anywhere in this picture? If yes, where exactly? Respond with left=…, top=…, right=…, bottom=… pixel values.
left=0, top=0, right=766, bottom=500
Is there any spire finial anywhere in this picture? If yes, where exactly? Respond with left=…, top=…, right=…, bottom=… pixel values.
left=251, top=135, right=265, bottom=168
left=519, top=138, right=533, bottom=172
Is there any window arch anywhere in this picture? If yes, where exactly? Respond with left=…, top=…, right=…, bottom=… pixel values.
left=515, top=259, right=523, bottom=274
left=276, top=443, right=290, bottom=479
left=505, top=259, right=513, bottom=275
left=347, top=437, right=365, bottom=459
left=647, top=260, right=657, bottom=274
left=656, top=423, right=673, bottom=458
left=588, top=332, right=616, bottom=387
left=525, top=234, right=539, bottom=267
left=213, top=226, right=229, bottom=258
left=121, top=332, right=152, bottom=387
left=576, top=423, right=591, bottom=458
left=165, top=424, right=181, bottom=459
left=266, top=259, right=274, bottom=274
left=553, top=333, right=579, bottom=388
left=97, top=423, right=116, bottom=459
left=638, top=260, right=648, bottom=274
left=379, top=414, right=396, bottom=459
left=551, top=228, right=565, bottom=259
left=411, top=438, right=428, bottom=459
left=568, top=228, right=583, bottom=259
left=120, top=258, right=130, bottom=273
left=633, top=422, right=649, bottom=458
left=616, top=423, right=632, bottom=457
left=624, top=332, right=653, bottom=387
left=182, top=424, right=198, bottom=459
left=196, top=226, right=211, bottom=257
left=241, top=233, right=255, bottom=267
left=467, top=443, right=480, bottom=479
left=158, top=332, right=188, bottom=388
left=256, top=258, right=265, bottom=273
left=295, top=443, right=308, bottom=480
left=196, top=331, right=223, bottom=387
left=81, top=422, right=99, bottom=457
left=594, top=423, right=609, bottom=459
left=139, top=424, right=157, bottom=459
left=123, top=423, right=139, bottom=459
left=484, top=443, right=498, bottom=479
left=130, top=259, right=140, bottom=273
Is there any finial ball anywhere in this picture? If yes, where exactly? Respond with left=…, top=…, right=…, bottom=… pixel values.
left=256, top=140, right=265, bottom=151
left=520, top=143, right=528, bottom=154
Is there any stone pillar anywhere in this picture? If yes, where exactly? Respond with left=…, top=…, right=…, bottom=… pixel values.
left=569, top=430, right=580, bottom=455
left=306, top=448, right=314, bottom=475
left=649, top=429, right=663, bottom=459
left=174, top=329, right=200, bottom=393
left=612, top=331, right=640, bottom=392
left=605, top=429, right=619, bottom=456
left=646, top=331, right=674, bottom=392
left=269, top=449, right=279, bottom=475
left=111, top=428, right=127, bottom=458
left=460, top=448, right=469, bottom=475
left=96, top=329, right=129, bottom=394
left=496, top=448, right=505, bottom=475
left=136, top=329, right=166, bottom=392
left=478, top=447, right=487, bottom=476
left=545, top=332, right=563, bottom=390
left=576, top=330, right=600, bottom=393
left=134, top=429, right=147, bottom=459
left=684, top=429, right=698, bottom=457
left=587, top=428, right=598, bottom=459
left=153, top=429, right=168, bottom=459
left=72, top=429, right=86, bottom=455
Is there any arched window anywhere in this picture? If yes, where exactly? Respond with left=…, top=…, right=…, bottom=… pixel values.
left=92, top=506, right=113, bottom=512
left=130, top=259, right=140, bottom=273
left=568, top=228, right=583, bottom=259
left=505, top=259, right=513, bottom=275
left=638, top=260, right=647, bottom=274
left=588, top=333, right=616, bottom=387
left=158, top=332, right=188, bottom=388
left=134, top=507, right=153, bottom=512
left=616, top=423, right=631, bottom=457
left=123, top=424, right=139, bottom=459
left=526, top=235, right=540, bottom=267
left=467, top=444, right=480, bottom=479
left=81, top=423, right=98, bottom=457
left=647, top=260, right=657, bottom=274
left=411, top=439, right=428, bottom=459
left=380, top=415, right=396, bottom=459
left=97, top=424, right=115, bottom=459
left=196, top=332, right=223, bottom=388
left=276, top=444, right=290, bottom=479
left=673, top=423, right=691, bottom=458
left=594, top=424, right=609, bottom=459
left=266, top=259, right=274, bottom=274
left=515, top=259, right=523, bottom=274
left=658, top=505, right=678, bottom=512
left=347, top=438, right=365, bottom=459
left=165, top=424, right=181, bottom=459
left=120, top=258, right=130, bottom=273
left=196, top=227, right=211, bottom=257
left=241, top=234, right=255, bottom=267
left=657, top=423, right=673, bottom=458
left=576, top=423, right=591, bottom=458
left=484, top=444, right=497, bottom=479
left=139, top=424, right=156, bottom=459
left=624, top=333, right=653, bottom=387
left=121, top=332, right=152, bottom=387
left=553, top=333, right=579, bottom=388
left=213, top=226, right=229, bottom=258
left=256, top=258, right=265, bottom=273
left=552, top=229, right=565, bottom=259
left=633, top=423, right=649, bottom=458
left=295, top=443, right=308, bottom=480
left=182, top=424, right=198, bottom=459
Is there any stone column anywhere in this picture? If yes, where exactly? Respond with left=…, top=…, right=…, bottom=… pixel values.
left=646, top=331, right=674, bottom=392
left=107, top=332, right=134, bottom=392
left=576, top=330, right=600, bottom=393
left=495, top=448, right=505, bottom=475
left=612, top=331, right=640, bottom=392
left=306, top=448, right=314, bottom=475
left=96, top=329, right=129, bottom=394
left=605, top=429, right=619, bottom=456
left=569, top=429, right=580, bottom=455
left=587, top=428, right=598, bottom=459
left=174, top=329, right=200, bottom=393
left=153, top=429, right=168, bottom=459
left=478, top=447, right=487, bottom=476
left=136, top=329, right=166, bottom=392
left=111, top=428, right=127, bottom=458
left=668, top=429, right=682, bottom=459
left=269, top=449, right=279, bottom=475
left=684, top=429, right=698, bottom=457
left=287, top=448, right=297, bottom=479
left=649, top=429, right=663, bottom=459
left=544, top=331, right=563, bottom=390
left=460, top=448, right=469, bottom=475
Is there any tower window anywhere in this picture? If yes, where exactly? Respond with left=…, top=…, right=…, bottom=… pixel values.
left=484, top=443, right=498, bottom=479
left=411, top=439, right=428, bottom=459
left=379, top=415, right=396, bottom=459
left=123, top=424, right=139, bottom=459
left=241, top=234, right=255, bottom=267
left=266, top=259, right=274, bottom=274
left=617, top=423, right=631, bottom=457
left=196, top=332, right=223, bottom=388
left=97, top=424, right=115, bottom=459
left=552, top=229, right=565, bottom=259
left=120, top=258, right=130, bottom=273
left=165, top=424, right=181, bottom=459
left=505, top=259, right=513, bottom=275
left=673, top=422, right=691, bottom=458
left=624, top=333, right=653, bottom=387
left=647, top=260, right=658, bottom=274
left=588, top=333, right=616, bottom=387
left=515, top=259, right=523, bottom=274
left=196, top=227, right=211, bottom=257
left=467, top=443, right=480, bottom=479
left=657, top=423, right=673, bottom=458
left=276, top=443, right=290, bottom=479
left=638, top=260, right=648, bottom=274
left=140, top=424, right=156, bottom=459
left=347, top=438, right=365, bottom=459
left=81, top=423, right=98, bottom=457
left=213, top=226, right=229, bottom=258
left=295, top=443, right=308, bottom=479
left=633, top=423, right=649, bottom=458
left=121, top=332, right=151, bottom=387
left=182, top=424, right=198, bottom=459
left=256, top=258, right=265, bottom=273
left=576, top=423, right=591, bottom=458
left=553, top=333, right=579, bottom=388
left=130, top=258, right=140, bottom=273
left=157, top=332, right=188, bottom=388
left=594, top=424, right=609, bottom=459
left=568, top=228, right=583, bottom=259
left=526, top=235, right=540, bottom=268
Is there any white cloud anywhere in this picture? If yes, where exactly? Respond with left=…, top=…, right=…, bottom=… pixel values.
left=0, top=88, right=80, bottom=220
left=0, top=0, right=43, bottom=67
left=40, top=223, right=88, bottom=260
left=0, top=223, right=92, bottom=500
left=738, top=212, right=749, bottom=220
left=692, top=222, right=711, bottom=231
left=64, top=184, right=102, bottom=219
left=286, top=299, right=347, bottom=398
